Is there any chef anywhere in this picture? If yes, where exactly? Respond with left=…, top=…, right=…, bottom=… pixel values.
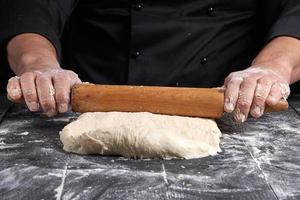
left=1, top=1, right=300, bottom=122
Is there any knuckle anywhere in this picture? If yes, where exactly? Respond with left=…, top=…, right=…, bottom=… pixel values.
left=36, top=74, right=44, bottom=81
left=21, top=72, right=33, bottom=78
left=257, top=71, right=266, bottom=77
left=225, top=91, right=238, bottom=101
left=40, top=99, right=52, bottom=109
left=20, top=72, right=35, bottom=81
left=234, top=75, right=245, bottom=81
left=254, top=96, right=266, bottom=104
left=63, top=69, right=71, bottom=74
left=255, top=89, right=267, bottom=98
left=36, top=73, right=49, bottom=81
left=55, top=71, right=67, bottom=77
left=238, top=93, right=251, bottom=108
left=243, top=77, right=256, bottom=84
left=53, top=73, right=65, bottom=82
left=68, top=70, right=79, bottom=78
left=228, top=71, right=238, bottom=77
left=224, top=87, right=239, bottom=99
left=238, top=91, right=247, bottom=98
left=24, top=92, right=36, bottom=102
left=23, top=87, right=35, bottom=96
left=259, top=77, right=272, bottom=84
left=74, top=76, right=81, bottom=83
left=255, top=90, right=268, bottom=101
left=66, top=70, right=75, bottom=75
left=56, top=93, right=69, bottom=103
left=228, top=78, right=241, bottom=86
left=72, top=72, right=79, bottom=78
left=226, top=78, right=234, bottom=86
left=224, top=77, right=230, bottom=84
left=238, top=100, right=251, bottom=109
left=270, top=85, right=282, bottom=94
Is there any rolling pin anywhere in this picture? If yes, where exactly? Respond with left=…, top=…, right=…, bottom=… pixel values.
left=71, top=84, right=288, bottom=118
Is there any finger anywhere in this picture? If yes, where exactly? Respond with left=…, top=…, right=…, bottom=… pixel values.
left=19, top=72, right=40, bottom=111
left=224, top=72, right=238, bottom=86
left=7, top=76, right=23, bottom=103
left=53, top=73, right=70, bottom=113
left=250, top=79, right=272, bottom=118
left=224, top=77, right=243, bottom=113
left=266, top=82, right=285, bottom=106
left=234, top=78, right=257, bottom=122
left=36, top=74, right=57, bottom=117
left=68, top=70, right=82, bottom=85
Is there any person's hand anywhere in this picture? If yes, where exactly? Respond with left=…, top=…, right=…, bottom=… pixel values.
left=6, top=68, right=81, bottom=117
left=5, top=33, right=81, bottom=117
left=223, top=66, right=290, bottom=122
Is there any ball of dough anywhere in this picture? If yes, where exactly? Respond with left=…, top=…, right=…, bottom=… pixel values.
left=59, top=112, right=222, bottom=159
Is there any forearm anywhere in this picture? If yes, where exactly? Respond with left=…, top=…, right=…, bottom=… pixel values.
left=6, top=33, right=81, bottom=116
left=223, top=36, right=299, bottom=122
left=7, top=33, right=60, bottom=75
left=251, top=36, right=300, bottom=84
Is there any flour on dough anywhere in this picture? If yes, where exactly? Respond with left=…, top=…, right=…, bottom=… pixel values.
left=59, top=112, right=222, bottom=159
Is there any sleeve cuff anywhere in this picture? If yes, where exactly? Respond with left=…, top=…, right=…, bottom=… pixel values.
left=267, top=17, right=300, bottom=42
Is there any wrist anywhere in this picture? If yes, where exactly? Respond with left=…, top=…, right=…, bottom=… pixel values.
left=251, top=59, right=293, bottom=84
left=7, top=33, right=60, bottom=75
left=251, top=36, right=300, bottom=84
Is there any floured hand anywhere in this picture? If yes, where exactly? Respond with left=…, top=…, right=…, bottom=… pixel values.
left=223, top=66, right=290, bottom=122
left=6, top=68, right=81, bottom=117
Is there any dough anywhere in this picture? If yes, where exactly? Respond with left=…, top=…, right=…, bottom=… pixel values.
left=59, top=112, right=222, bottom=159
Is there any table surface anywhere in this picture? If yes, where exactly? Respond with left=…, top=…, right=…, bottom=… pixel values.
left=0, top=95, right=299, bottom=200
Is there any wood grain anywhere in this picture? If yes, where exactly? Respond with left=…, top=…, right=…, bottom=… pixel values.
left=71, top=84, right=288, bottom=119
left=71, top=84, right=225, bottom=118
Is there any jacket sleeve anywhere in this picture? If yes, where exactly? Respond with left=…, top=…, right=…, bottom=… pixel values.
left=0, top=0, right=78, bottom=59
left=267, top=0, right=300, bottom=41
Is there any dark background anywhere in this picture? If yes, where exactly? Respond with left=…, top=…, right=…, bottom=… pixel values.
left=0, top=51, right=299, bottom=94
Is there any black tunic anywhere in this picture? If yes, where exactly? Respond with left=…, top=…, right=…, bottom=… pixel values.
left=1, top=0, right=300, bottom=88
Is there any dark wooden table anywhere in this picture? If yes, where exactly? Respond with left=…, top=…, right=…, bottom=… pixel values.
left=0, top=95, right=299, bottom=200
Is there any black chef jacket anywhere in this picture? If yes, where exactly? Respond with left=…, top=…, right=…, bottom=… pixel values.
left=1, top=0, right=300, bottom=88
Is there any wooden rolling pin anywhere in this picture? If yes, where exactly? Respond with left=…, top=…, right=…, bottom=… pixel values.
left=71, top=84, right=288, bottom=118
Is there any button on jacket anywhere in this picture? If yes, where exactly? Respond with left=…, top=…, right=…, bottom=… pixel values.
left=1, top=0, right=300, bottom=87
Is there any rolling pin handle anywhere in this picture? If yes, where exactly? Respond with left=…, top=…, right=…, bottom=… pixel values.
left=265, top=99, right=289, bottom=112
